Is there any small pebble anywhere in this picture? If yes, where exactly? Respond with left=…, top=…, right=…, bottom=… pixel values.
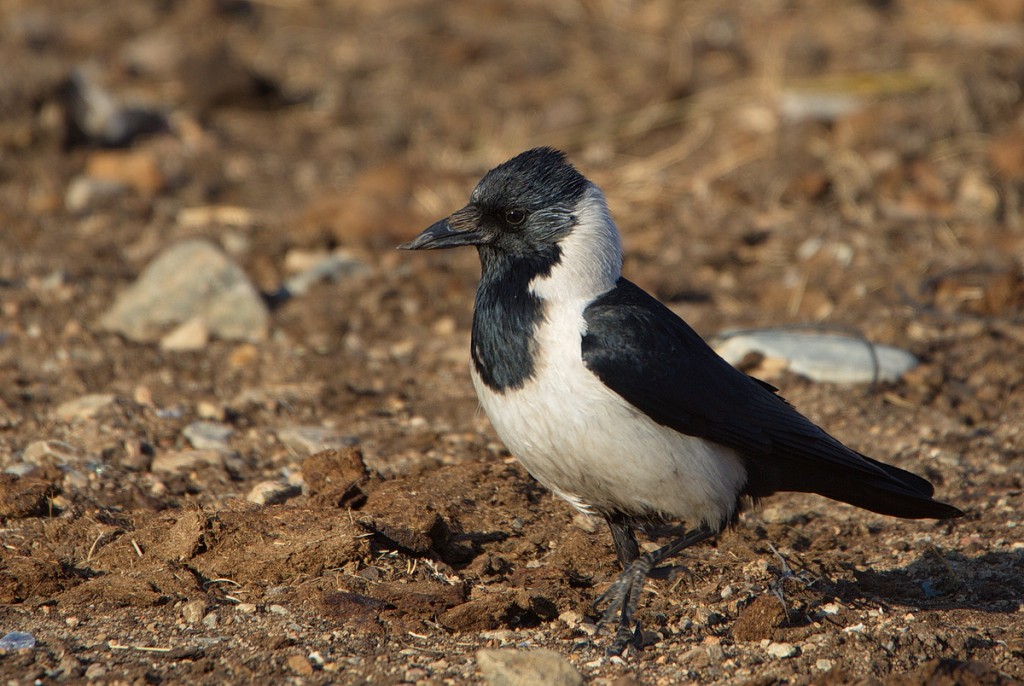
left=182, top=599, right=206, bottom=624
left=22, top=440, right=85, bottom=466
left=65, top=175, right=126, bottom=213
left=160, top=317, right=209, bottom=351
left=183, top=421, right=235, bottom=451
left=55, top=394, right=117, bottom=421
left=64, top=67, right=167, bottom=147
left=4, top=463, right=37, bottom=477
left=0, top=631, right=36, bottom=651
left=477, top=648, right=583, bottom=686
left=281, top=249, right=370, bottom=297
left=84, top=663, right=106, bottom=680
left=276, top=426, right=356, bottom=457
left=287, top=654, right=314, bottom=676
left=558, top=610, right=581, bottom=627
left=246, top=481, right=302, bottom=506
left=151, top=449, right=227, bottom=474
left=197, top=401, right=225, bottom=420
left=766, top=641, right=799, bottom=659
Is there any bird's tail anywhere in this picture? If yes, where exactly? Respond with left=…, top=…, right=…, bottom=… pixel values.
left=791, top=452, right=963, bottom=520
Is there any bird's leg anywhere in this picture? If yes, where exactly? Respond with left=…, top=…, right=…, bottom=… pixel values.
left=595, top=524, right=716, bottom=656
left=606, top=514, right=640, bottom=568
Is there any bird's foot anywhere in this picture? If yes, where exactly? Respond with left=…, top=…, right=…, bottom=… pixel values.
left=593, top=556, right=656, bottom=656
left=607, top=620, right=643, bottom=657
left=593, top=526, right=717, bottom=656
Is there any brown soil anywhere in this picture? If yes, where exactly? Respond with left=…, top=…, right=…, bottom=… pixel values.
left=2, top=0, right=1023, bottom=684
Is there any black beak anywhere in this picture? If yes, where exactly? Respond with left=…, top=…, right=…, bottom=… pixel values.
left=398, top=206, right=485, bottom=250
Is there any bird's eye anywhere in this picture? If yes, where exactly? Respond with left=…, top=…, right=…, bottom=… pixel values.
left=504, top=208, right=527, bottom=227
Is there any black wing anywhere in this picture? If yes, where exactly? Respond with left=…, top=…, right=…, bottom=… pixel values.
left=581, top=278, right=962, bottom=520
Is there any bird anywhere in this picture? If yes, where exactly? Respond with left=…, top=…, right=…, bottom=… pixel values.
left=399, top=147, right=963, bottom=655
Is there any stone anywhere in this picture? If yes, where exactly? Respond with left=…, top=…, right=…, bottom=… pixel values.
left=65, top=175, right=127, bottom=213
left=281, top=249, right=370, bottom=297
left=196, top=401, right=225, bottom=420
left=713, top=329, right=918, bottom=384
left=286, top=654, right=313, bottom=676
left=99, top=239, right=269, bottom=343
left=0, top=631, right=35, bottom=651
left=85, top=149, right=165, bottom=195
left=766, top=641, right=799, bottom=659
left=84, top=663, right=107, bottom=680
left=159, top=316, right=209, bottom=351
left=63, top=66, right=167, bottom=147
left=246, top=480, right=302, bottom=506
left=3, top=463, right=37, bottom=477
left=276, top=426, right=357, bottom=457
left=182, top=599, right=206, bottom=624
left=477, top=648, right=583, bottom=686
left=22, top=440, right=85, bottom=466
left=182, top=421, right=234, bottom=451
left=151, top=449, right=227, bottom=474
left=55, top=394, right=117, bottom=421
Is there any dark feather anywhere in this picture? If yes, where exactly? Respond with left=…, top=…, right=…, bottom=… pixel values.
left=582, top=278, right=963, bottom=520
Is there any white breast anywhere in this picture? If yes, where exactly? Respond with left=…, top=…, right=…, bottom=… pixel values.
left=470, top=185, right=747, bottom=528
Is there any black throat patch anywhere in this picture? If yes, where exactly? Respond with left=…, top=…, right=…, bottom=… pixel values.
left=471, top=245, right=559, bottom=392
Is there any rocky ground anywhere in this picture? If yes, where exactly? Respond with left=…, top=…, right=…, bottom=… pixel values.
left=1, top=0, right=1024, bottom=684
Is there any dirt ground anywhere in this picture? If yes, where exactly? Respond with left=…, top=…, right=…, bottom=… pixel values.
left=2, top=0, right=1024, bottom=683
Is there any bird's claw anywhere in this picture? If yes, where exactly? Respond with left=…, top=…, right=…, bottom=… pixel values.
left=593, top=578, right=628, bottom=622
left=606, top=620, right=643, bottom=656
left=593, top=569, right=646, bottom=655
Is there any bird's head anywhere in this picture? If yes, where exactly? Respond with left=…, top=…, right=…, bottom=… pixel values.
left=401, top=148, right=622, bottom=294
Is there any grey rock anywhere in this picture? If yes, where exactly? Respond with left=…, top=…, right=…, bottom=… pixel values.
left=100, top=239, right=269, bottom=343
left=477, top=648, right=583, bottom=686
left=183, top=421, right=234, bottom=451
left=275, top=426, right=357, bottom=457
left=712, top=329, right=918, bottom=384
